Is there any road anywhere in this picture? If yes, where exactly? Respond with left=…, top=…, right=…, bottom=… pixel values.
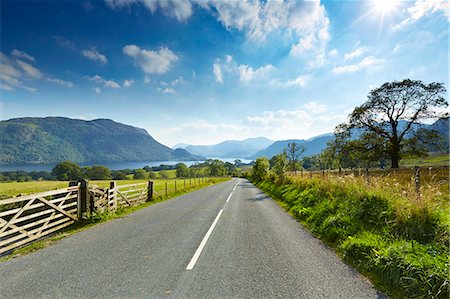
left=0, top=178, right=386, bottom=298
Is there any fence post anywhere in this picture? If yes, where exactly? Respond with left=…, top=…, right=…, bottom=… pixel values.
left=175, top=180, right=177, bottom=192
left=165, top=181, right=168, bottom=196
left=79, top=179, right=89, bottom=218
left=365, top=168, right=370, bottom=185
left=147, top=181, right=153, bottom=201
left=110, top=181, right=117, bottom=211
left=414, top=166, right=420, bottom=198
left=322, top=170, right=325, bottom=179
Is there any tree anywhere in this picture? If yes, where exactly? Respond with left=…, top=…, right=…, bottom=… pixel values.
left=176, top=163, right=190, bottom=178
left=252, top=157, right=270, bottom=181
left=134, top=169, right=148, bottom=179
left=52, top=161, right=82, bottom=181
left=270, top=153, right=287, bottom=178
left=285, top=142, right=305, bottom=172
left=159, top=170, right=170, bottom=179
left=89, top=165, right=112, bottom=180
left=208, top=159, right=226, bottom=176
left=147, top=169, right=156, bottom=179
left=345, top=79, right=447, bottom=168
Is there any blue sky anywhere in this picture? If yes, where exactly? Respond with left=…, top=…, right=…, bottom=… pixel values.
left=1, top=0, right=448, bottom=147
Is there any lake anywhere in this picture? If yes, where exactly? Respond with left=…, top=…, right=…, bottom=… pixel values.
left=0, top=158, right=253, bottom=172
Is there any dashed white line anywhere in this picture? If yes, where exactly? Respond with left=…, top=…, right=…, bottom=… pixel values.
left=232, top=184, right=237, bottom=191
left=186, top=209, right=224, bottom=270
left=226, top=192, right=233, bottom=203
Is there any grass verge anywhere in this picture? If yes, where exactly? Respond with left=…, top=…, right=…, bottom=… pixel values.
left=254, top=177, right=449, bottom=299
left=0, top=177, right=229, bottom=263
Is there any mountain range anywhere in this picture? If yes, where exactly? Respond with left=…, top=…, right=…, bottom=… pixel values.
left=183, top=137, right=273, bottom=159
left=1, top=117, right=447, bottom=166
left=0, top=117, right=203, bottom=165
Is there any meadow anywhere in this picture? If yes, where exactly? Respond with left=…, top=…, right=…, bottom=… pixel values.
left=255, top=166, right=449, bottom=299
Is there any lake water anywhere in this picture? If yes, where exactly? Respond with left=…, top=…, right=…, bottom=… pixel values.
left=0, top=158, right=253, bottom=172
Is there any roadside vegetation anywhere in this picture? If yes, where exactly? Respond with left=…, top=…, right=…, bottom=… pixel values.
left=251, top=79, right=449, bottom=299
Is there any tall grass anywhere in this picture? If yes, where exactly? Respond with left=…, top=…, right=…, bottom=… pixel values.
left=256, top=174, right=449, bottom=299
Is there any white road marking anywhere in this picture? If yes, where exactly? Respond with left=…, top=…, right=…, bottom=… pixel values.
left=226, top=192, right=233, bottom=203
left=232, top=184, right=237, bottom=191
left=186, top=209, right=224, bottom=270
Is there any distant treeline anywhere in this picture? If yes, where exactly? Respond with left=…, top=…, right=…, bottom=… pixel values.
left=0, top=159, right=252, bottom=182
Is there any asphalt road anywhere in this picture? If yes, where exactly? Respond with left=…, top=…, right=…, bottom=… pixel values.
left=0, top=178, right=386, bottom=298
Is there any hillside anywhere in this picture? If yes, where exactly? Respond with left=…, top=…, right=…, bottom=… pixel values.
left=0, top=117, right=203, bottom=165
left=249, top=134, right=333, bottom=159
left=185, top=137, right=273, bottom=158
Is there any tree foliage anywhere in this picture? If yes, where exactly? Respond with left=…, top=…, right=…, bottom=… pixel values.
left=52, top=161, right=82, bottom=181
left=339, top=79, right=448, bottom=168
left=252, top=157, right=270, bottom=181
left=270, top=153, right=287, bottom=178
left=285, top=142, right=305, bottom=171
left=176, top=163, right=190, bottom=178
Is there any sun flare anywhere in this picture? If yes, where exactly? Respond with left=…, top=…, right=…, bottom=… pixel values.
left=373, top=0, right=399, bottom=13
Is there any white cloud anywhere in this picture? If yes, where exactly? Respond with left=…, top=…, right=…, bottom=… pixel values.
left=46, top=77, right=74, bottom=87
left=270, top=75, right=309, bottom=88
left=82, top=48, right=108, bottom=64
left=213, top=63, right=223, bottom=83
left=88, top=75, right=120, bottom=88
left=395, top=0, right=449, bottom=29
left=171, top=76, right=184, bottom=86
left=328, top=49, right=338, bottom=57
left=333, top=56, right=386, bottom=74
left=344, top=47, right=366, bottom=60
left=157, top=87, right=176, bottom=94
left=144, top=75, right=151, bottom=84
left=123, top=45, right=178, bottom=74
left=0, top=52, right=73, bottom=92
left=16, top=59, right=42, bottom=78
left=123, top=79, right=134, bottom=87
left=393, top=44, right=401, bottom=53
left=94, top=87, right=102, bottom=94
left=105, top=0, right=193, bottom=21
left=11, top=49, right=35, bottom=62
left=238, top=64, right=274, bottom=82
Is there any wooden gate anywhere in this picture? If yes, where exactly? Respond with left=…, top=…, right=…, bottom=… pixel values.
left=116, top=183, right=148, bottom=207
left=0, top=185, right=79, bottom=255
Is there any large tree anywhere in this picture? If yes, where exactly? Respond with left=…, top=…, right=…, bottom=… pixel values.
left=285, top=142, right=305, bottom=172
left=344, top=79, right=447, bottom=168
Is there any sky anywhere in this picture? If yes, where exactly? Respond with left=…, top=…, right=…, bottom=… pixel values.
left=0, top=0, right=448, bottom=147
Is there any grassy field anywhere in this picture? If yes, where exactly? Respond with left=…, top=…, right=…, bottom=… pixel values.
left=0, top=177, right=214, bottom=199
left=255, top=169, right=449, bottom=299
left=400, top=153, right=449, bottom=167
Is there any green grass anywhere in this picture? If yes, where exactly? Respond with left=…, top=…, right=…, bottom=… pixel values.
left=400, top=153, right=449, bottom=167
left=0, top=177, right=230, bottom=262
left=254, top=176, right=449, bottom=299
left=0, top=177, right=207, bottom=198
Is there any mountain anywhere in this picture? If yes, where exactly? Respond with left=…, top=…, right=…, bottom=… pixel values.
left=172, top=148, right=204, bottom=161
left=172, top=143, right=190, bottom=149
left=249, top=134, right=334, bottom=159
left=429, top=117, right=449, bottom=150
left=185, top=137, right=273, bottom=158
left=0, top=117, right=204, bottom=165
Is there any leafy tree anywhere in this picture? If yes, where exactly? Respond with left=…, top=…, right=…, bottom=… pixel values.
left=285, top=142, right=305, bottom=172
left=52, top=161, right=82, bottom=181
left=89, top=165, right=112, bottom=180
left=112, top=170, right=128, bottom=180
left=344, top=79, right=447, bottom=168
left=208, top=159, right=226, bottom=176
left=134, top=169, right=148, bottom=179
left=252, top=157, right=270, bottom=181
left=147, top=169, right=156, bottom=179
left=159, top=170, right=170, bottom=179
left=176, top=163, right=190, bottom=178
left=270, top=153, right=287, bottom=178
left=234, top=159, right=242, bottom=166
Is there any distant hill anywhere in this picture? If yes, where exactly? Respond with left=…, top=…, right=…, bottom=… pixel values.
left=429, top=117, right=449, bottom=150
left=172, top=143, right=190, bottom=149
left=0, top=117, right=204, bottom=165
left=185, top=137, right=273, bottom=158
left=249, top=134, right=333, bottom=159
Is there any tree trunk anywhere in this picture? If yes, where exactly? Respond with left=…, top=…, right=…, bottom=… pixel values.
left=390, top=150, right=400, bottom=168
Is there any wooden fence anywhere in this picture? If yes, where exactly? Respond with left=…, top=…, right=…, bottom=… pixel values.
left=0, top=185, right=80, bottom=255
left=0, top=178, right=212, bottom=255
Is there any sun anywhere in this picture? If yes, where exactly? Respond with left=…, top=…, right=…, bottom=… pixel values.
left=373, top=0, right=399, bottom=13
